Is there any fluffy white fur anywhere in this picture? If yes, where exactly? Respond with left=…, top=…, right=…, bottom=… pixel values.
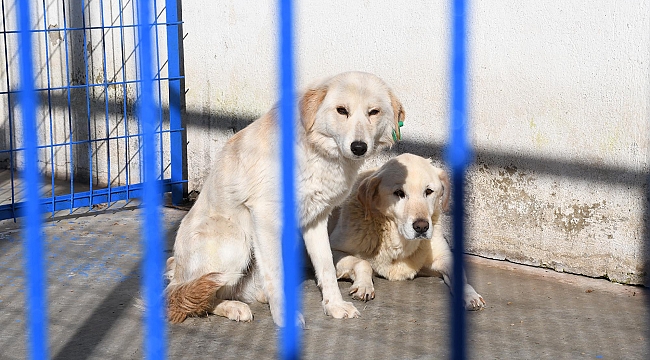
left=165, top=71, right=405, bottom=326
left=330, top=153, right=485, bottom=311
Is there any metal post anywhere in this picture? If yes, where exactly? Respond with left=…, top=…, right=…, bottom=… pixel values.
left=16, top=0, right=48, bottom=358
left=279, top=0, right=301, bottom=358
left=166, top=0, right=186, bottom=205
left=137, top=0, right=166, bottom=358
left=447, top=0, right=470, bottom=359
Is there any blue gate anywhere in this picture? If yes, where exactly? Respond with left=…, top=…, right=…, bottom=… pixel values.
left=1, top=0, right=185, bottom=221
left=7, top=0, right=184, bottom=358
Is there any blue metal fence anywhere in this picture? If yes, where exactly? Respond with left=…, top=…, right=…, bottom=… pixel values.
left=11, top=0, right=468, bottom=359
left=10, top=0, right=184, bottom=358
left=2, top=0, right=185, bottom=221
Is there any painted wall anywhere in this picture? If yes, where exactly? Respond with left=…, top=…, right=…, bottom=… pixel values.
left=181, top=1, right=650, bottom=284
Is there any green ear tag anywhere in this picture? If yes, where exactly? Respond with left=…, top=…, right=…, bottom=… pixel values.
left=392, top=120, right=405, bottom=142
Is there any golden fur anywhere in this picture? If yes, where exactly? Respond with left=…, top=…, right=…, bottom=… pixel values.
left=330, top=153, right=485, bottom=310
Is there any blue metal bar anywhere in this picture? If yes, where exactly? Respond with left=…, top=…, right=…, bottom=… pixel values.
left=41, top=0, right=57, bottom=217
left=118, top=0, right=131, bottom=205
left=446, top=0, right=470, bottom=359
left=79, top=0, right=94, bottom=207
left=165, top=0, right=184, bottom=205
left=152, top=0, right=165, bottom=183
left=16, top=0, right=49, bottom=358
left=0, top=21, right=180, bottom=34
left=98, top=0, right=113, bottom=207
left=0, top=179, right=183, bottom=220
left=61, top=0, right=76, bottom=214
left=0, top=77, right=184, bottom=95
left=0, top=128, right=184, bottom=154
left=131, top=1, right=144, bottom=186
left=279, top=0, right=301, bottom=359
left=136, top=0, right=167, bottom=358
left=1, top=0, right=17, bottom=221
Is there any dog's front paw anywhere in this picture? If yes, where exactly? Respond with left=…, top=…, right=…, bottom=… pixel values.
left=464, top=285, right=486, bottom=311
left=349, top=281, right=375, bottom=302
left=323, top=299, right=360, bottom=319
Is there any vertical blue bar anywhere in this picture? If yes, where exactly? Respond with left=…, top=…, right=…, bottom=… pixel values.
left=279, top=0, right=301, bottom=359
left=137, top=0, right=166, bottom=359
left=79, top=0, right=94, bottom=206
left=446, top=0, right=469, bottom=360
left=1, top=0, right=18, bottom=220
left=165, top=0, right=184, bottom=205
left=117, top=0, right=131, bottom=203
left=98, top=0, right=113, bottom=205
left=40, top=0, right=56, bottom=217
left=151, top=0, right=165, bottom=184
left=16, top=1, right=49, bottom=359
left=61, top=0, right=76, bottom=214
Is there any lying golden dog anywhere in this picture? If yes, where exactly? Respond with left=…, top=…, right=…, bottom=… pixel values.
left=330, top=153, right=485, bottom=310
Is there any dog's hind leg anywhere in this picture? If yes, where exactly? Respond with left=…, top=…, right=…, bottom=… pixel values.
left=168, top=213, right=253, bottom=322
left=213, top=300, right=253, bottom=322
left=248, top=204, right=295, bottom=327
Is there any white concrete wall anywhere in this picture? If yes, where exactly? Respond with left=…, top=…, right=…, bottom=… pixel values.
left=181, top=1, right=650, bottom=284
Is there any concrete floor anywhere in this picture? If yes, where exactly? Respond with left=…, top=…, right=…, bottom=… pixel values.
left=0, top=203, right=647, bottom=359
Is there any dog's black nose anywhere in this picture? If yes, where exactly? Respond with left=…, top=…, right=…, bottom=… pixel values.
left=350, top=141, right=368, bottom=156
left=413, top=219, right=429, bottom=234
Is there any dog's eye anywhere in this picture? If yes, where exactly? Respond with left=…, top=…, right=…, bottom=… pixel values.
left=425, top=188, right=433, bottom=196
left=336, top=107, right=348, bottom=116
left=393, top=189, right=405, bottom=199
left=368, top=109, right=380, bottom=116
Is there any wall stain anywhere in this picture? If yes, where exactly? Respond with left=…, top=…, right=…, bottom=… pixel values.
left=553, top=202, right=602, bottom=233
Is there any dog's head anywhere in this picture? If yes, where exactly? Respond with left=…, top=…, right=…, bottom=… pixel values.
left=300, top=71, right=405, bottom=160
left=356, top=153, right=450, bottom=240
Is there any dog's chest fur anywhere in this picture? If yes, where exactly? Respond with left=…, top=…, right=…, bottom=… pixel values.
left=337, top=199, right=429, bottom=282
left=368, top=220, right=426, bottom=281
left=297, top=151, right=361, bottom=228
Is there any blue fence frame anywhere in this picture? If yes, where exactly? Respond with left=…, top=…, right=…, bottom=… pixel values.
left=13, top=0, right=467, bottom=359
left=2, top=0, right=186, bottom=221
left=11, top=0, right=184, bottom=359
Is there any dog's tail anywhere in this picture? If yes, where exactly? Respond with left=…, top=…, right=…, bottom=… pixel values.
left=166, top=272, right=225, bottom=324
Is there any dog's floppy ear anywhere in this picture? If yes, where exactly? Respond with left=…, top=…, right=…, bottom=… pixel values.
left=436, top=168, right=450, bottom=212
left=357, top=174, right=381, bottom=219
left=300, top=86, right=327, bottom=131
left=389, top=90, right=405, bottom=143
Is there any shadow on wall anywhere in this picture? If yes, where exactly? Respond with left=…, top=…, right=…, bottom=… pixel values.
left=183, top=107, right=650, bottom=284
left=1, top=86, right=648, bottom=286
left=2, top=93, right=649, bottom=284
